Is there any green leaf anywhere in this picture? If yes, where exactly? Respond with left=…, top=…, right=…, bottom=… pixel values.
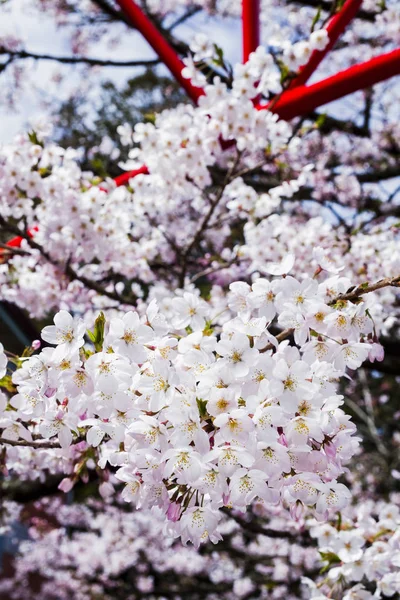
left=310, top=5, right=322, bottom=32
left=143, top=112, right=156, bottom=124
left=27, top=130, right=44, bottom=147
left=319, top=550, right=341, bottom=573
left=197, top=280, right=212, bottom=301
left=212, top=44, right=225, bottom=67
left=202, top=320, right=214, bottom=336
left=279, top=63, right=290, bottom=85
left=196, top=398, right=208, bottom=419
left=319, top=550, right=341, bottom=563
left=371, top=528, right=392, bottom=542
left=315, top=113, right=327, bottom=128
left=87, top=312, right=106, bottom=352
left=0, top=375, right=14, bottom=393
left=89, top=156, right=108, bottom=179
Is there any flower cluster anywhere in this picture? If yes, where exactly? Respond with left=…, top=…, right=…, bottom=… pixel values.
left=1, top=259, right=380, bottom=546
left=308, top=499, right=400, bottom=599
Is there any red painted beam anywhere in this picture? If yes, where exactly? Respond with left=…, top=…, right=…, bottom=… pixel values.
left=242, top=0, right=260, bottom=63
left=258, top=49, right=400, bottom=119
left=3, top=227, right=38, bottom=251
left=113, top=164, right=149, bottom=186
left=289, top=0, right=363, bottom=88
left=115, top=0, right=204, bottom=103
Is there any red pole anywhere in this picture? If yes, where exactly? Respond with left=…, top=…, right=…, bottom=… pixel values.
left=115, top=0, right=204, bottom=103
left=258, top=49, right=400, bottom=119
left=289, top=0, right=363, bottom=88
left=242, top=0, right=260, bottom=63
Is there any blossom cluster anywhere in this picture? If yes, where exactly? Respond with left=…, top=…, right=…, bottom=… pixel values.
left=1, top=258, right=381, bottom=546
left=308, top=499, right=400, bottom=599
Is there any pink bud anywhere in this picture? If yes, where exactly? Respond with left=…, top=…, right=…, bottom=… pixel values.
left=44, top=387, right=57, bottom=398
left=167, top=502, right=181, bottom=522
left=223, top=492, right=231, bottom=506
left=324, top=442, right=336, bottom=459
left=290, top=501, right=304, bottom=521
left=278, top=432, right=288, bottom=447
left=58, top=478, right=74, bottom=493
left=368, top=343, right=384, bottom=363
left=32, top=339, right=41, bottom=350
left=99, top=481, right=114, bottom=499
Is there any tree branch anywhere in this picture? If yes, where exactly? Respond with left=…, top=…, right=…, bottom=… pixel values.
left=91, top=0, right=132, bottom=25
left=0, top=47, right=160, bottom=68
left=0, top=437, right=61, bottom=449
left=285, top=0, right=379, bottom=22
left=332, top=274, right=400, bottom=304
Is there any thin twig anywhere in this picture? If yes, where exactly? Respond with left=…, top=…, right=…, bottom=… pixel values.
left=0, top=47, right=160, bottom=68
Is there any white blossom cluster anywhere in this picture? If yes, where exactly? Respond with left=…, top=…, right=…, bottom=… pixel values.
left=0, top=64, right=296, bottom=319
left=308, top=499, right=400, bottom=599
left=1, top=260, right=381, bottom=546
left=0, top=39, right=399, bottom=332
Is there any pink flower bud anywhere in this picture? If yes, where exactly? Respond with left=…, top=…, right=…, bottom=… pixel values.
left=99, top=481, right=114, bottom=499
left=290, top=500, right=304, bottom=521
left=324, top=442, right=336, bottom=459
left=44, top=387, right=57, bottom=398
left=58, top=477, right=74, bottom=493
left=166, top=502, right=181, bottom=522
left=368, top=343, right=384, bottom=363
left=31, top=339, right=41, bottom=350
left=223, top=492, right=231, bottom=506
left=278, top=432, right=288, bottom=447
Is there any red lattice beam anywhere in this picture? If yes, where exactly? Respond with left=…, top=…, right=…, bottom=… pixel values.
left=113, top=164, right=149, bottom=186
left=259, top=48, right=400, bottom=119
left=242, top=0, right=260, bottom=63
left=289, top=0, right=363, bottom=88
left=115, top=0, right=204, bottom=103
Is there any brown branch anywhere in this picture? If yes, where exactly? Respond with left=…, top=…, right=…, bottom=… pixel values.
left=332, top=274, right=400, bottom=304
left=357, top=166, right=400, bottom=183
left=178, top=152, right=243, bottom=286
left=91, top=0, right=132, bottom=25
left=285, top=0, right=379, bottom=22
left=222, top=508, right=309, bottom=542
left=0, top=47, right=160, bottom=68
left=309, top=112, right=370, bottom=137
left=0, top=437, right=61, bottom=449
